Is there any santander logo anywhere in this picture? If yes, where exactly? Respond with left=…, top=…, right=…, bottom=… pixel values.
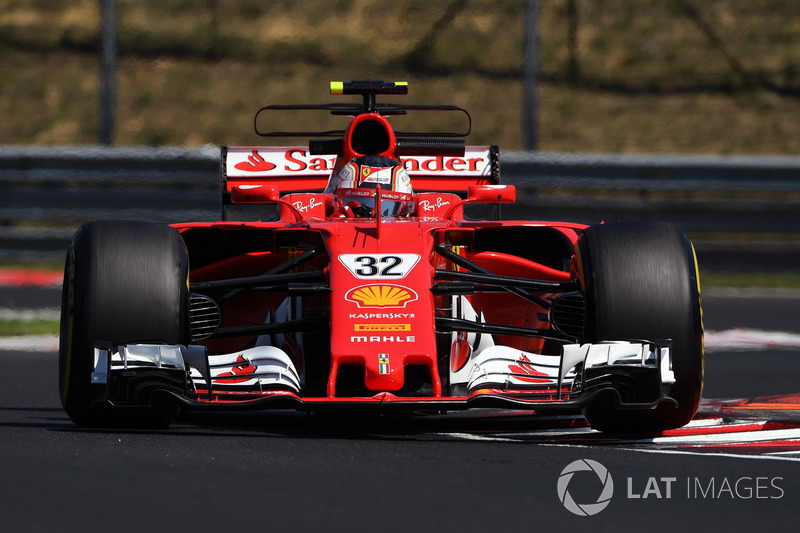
left=234, top=150, right=277, bottom=172
left=226, top=147, right=491, bottom=177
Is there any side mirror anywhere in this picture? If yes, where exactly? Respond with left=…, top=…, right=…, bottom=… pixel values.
left=230, top=185, right=308, bottom=226
left=443, top=184, right=516, bottom=220
left=230, top=185, right=281, bottom=203
left=466, top=184, right=516, bottom=203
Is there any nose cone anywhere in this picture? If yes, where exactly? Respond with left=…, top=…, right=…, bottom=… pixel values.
left=326, top=221, right=440, bottom=397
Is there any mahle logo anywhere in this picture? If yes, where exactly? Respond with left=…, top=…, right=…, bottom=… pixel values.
left=557, top=459, right=614, bottom=516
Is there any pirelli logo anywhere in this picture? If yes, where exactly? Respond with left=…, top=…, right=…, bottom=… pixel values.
left=354, top=324, right=411, bottom=332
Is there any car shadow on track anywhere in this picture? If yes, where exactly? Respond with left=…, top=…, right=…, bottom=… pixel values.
left=168, top=408, right=596, bottom=441
left=0, top=406, right=76, bottom=430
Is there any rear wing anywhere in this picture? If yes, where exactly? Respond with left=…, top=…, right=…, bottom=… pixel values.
left=221, top=145, right=500, bottom=201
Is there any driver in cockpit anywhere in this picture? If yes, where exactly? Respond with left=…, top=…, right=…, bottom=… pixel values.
left=326, top=155, right=413, bottom=218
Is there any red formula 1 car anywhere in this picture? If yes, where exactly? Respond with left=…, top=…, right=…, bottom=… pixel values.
left=59, top=81, right=704, bottom=432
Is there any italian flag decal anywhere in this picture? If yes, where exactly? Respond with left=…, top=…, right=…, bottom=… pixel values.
left=378, top=355, right=390, bottom=375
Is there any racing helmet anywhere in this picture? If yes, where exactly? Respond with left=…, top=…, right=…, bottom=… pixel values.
left=329, top=155, right=413, bottom=217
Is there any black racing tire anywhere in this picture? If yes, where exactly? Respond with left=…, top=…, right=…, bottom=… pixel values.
left=575, top=221, right=704, bottom=432
left=59, top=221, right=189, bottom=428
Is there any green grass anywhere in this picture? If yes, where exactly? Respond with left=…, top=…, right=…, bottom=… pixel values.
left=701, top=271, right=800, bottom=290
left=0, top=259, right=63, bottom=271
left=2, top=1, right=800, bottom=153
left=0, top=318, right=59, bottom=337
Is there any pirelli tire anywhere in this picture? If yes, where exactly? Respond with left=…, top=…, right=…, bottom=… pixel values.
left=576, top=221, right=704, bottom=432
left=59, top=221, right=190, bottom=428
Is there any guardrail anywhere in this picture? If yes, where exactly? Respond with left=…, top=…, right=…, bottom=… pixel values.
left=2, top=145, right=800, bottom=270
left=1, top=145, right=219, bottom=261
left=500, top=152, right=800, bottom=271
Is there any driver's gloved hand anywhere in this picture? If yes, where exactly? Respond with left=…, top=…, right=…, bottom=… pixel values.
left=348, top=201, right=373, bottom=218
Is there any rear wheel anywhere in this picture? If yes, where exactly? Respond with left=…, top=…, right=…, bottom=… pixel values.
left=59, top=221, right=189, bottom=428
left=576, top=221, right=704, bottom=432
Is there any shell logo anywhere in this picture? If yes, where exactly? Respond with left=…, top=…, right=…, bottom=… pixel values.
left=345, top=284, right=418, bottom=308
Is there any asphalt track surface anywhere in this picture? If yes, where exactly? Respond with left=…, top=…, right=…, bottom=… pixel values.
left=2, top=286, right=800, bottom=532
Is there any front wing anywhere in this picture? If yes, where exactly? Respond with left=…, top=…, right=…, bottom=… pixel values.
left=87, top=339, right=677, bottom=414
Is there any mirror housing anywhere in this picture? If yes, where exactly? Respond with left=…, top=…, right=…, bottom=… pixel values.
left=466, top=184, right=516, bottom=204
left=230, top=185, right=281, bottom=203
left=230, top=185, right=309, bottom=226
left=443, top=184, right=516, bottom=220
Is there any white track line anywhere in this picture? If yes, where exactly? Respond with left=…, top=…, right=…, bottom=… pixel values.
left=705, top=329, right=800, bottom=352
left=626, top=428, right=800, bottom=445
left=0, top=308, right=60, bottom=320
left=541, top=443, right=800, bottom=463
left=0, top=335, right=59, bottom=352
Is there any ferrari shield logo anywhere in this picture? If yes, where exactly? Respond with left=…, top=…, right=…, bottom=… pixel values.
left=378, top=355, right=390, bottom=375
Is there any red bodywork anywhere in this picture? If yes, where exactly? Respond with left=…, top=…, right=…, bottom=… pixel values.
left=172, top=96, right=589, bottom=410
left=58, top=82, right=699, bottom=432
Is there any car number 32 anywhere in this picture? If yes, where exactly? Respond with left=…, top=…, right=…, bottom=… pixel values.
left=339, top=254, right=421, bottom=279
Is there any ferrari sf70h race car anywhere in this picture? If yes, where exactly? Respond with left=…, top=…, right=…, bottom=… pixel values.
left=59, top=81, right=704, bottom=432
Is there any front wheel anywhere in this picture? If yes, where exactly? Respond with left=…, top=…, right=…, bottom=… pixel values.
left=59, top=221, right=190, bottom=428
left=575, top=221, right=704, bottom=432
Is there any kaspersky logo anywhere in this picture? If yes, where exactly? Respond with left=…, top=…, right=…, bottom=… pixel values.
left=345, top=284, right=418, bottom=308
